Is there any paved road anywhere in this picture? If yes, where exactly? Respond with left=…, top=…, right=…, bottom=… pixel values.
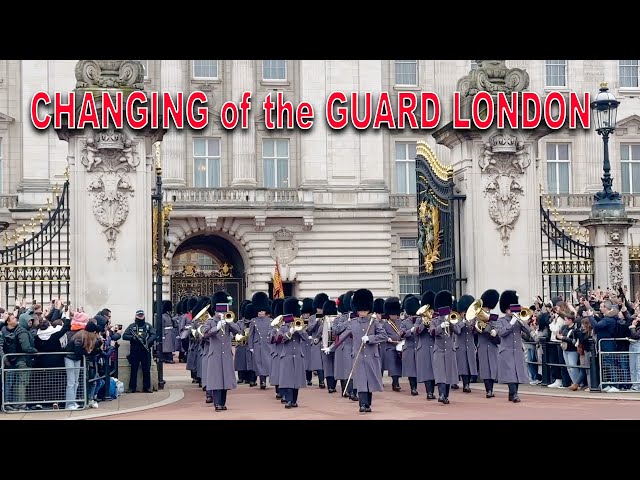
left=91, top=363, right=640, bottom=420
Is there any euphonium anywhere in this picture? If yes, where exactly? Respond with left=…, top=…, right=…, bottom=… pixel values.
left=270, top=314, right=284, bottom=329
left=466, top=299, right=491, bottom=334
left=416, top=304, right=433, bottom=327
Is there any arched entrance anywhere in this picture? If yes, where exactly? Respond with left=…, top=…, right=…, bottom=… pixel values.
left=170, top=233, right=245, bottom=318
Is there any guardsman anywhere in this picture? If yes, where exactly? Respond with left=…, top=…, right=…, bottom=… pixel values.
left=320, top=299, right=339, bottom=393
left=182, top=297, right=199, bottom=383
left=413, top=290, right=437, bottom=399
left=373, top=298, right=385, bottom=321
left=239, top=302, right=257, bottom=387
left=201, top=290, right=242, bottom=411
left=495, top=290, right=531, bottom=403
left=234, top=300, right=252, bottom=385
left=276, top=297, right=308, bottom=408
left=476, top=289, right=501, bottom=398
left=455, top=294, right=478, bottom=393
left=382, top=297, right=403, bottom=392
left=330, top=289, right=388, bottom=413
left=269, top=297, right=285, bottom=401
left=429, top=290, right=461, bottom=404
left=248, top=291, right=272, bottom=390
left=333, top=291, right=357, bottom=401
left=173, top=299, right=185, bottom=363
left=300, top=297, right=316, bottom=386
left=306, top=293, right=329, bottom=389
left=400, top=295, right=421, bottom=396
left=159, top=300, right=176, bottom=364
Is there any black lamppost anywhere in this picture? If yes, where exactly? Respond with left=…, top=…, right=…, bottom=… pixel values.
left=590, top=82, right=623, bottom=212
left=152, top=143, right=165, bottom=390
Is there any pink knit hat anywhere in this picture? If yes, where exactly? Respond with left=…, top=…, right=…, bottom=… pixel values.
left=71, top=311, right=90, bottom=331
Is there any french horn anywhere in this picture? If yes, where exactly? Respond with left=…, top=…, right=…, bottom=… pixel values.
left=416, top=304, right=433, bottom=327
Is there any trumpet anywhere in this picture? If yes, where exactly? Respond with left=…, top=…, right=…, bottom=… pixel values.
left=466, top=299, right=491, bottom=334
left=416, top=304, right=433, bottom=327
left=293, top=318, right=305, bottom=331
left=444, top=311, right=460, bottom=336
left=223, top=311, right=236, bottom=322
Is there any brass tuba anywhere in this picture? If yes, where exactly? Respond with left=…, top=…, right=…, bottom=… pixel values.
left=467, top=299, right=491, bottom=334
left=270, top=314, right=284, bottom=329
left=416, top=304, right=433, bottom=327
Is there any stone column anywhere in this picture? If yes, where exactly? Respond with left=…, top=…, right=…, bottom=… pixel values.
left=230, top=60, right=257, bottom=187
left=59, top=60, right=164, bottom=390
left=19, top=60, right=50, bottom=204
left=581, top=216, right=638, bottom=291
left=160, top=60, right=186, bottom=187
left=299, top=60, right=328, bottom=187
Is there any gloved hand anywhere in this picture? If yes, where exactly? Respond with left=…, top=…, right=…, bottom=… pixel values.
left=216, top=320, right=224, bottom=329
left=490, top=329, right=497, bottom=337
left=322, top=346, right=333, bottom=354
left=220, top=319, right=227, bottom=327
left=362, top=335, right=369, bottom=343
left=410, top=326, right=416, bottom=333
left=235, top=333, right=243, bottom=342
left=289, top=327, right=295, bottom=335
left=249, top=348, right=254, bottom=353
left=510, top=317, right=517, bottom=326
left=441, top=321, right=450, bottom=328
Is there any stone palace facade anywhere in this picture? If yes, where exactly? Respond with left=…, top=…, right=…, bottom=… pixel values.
left=0, top=59, right=639, bottom=311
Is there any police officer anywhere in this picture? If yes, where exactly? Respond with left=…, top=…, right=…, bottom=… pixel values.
left=122, top=309, right=157, bottom=393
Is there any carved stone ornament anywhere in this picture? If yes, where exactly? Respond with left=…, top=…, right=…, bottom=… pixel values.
left=75, top=60, right=145, bottom=90
left=82, top=128, right=140, bottom=260
left=480, top=133, right=531, bottom=256
left=456, top=60, right=530, bottom=100
left=269, top=227, right=299, bottom=265
left=608, top=229, right=621, bottom=244
left=609, top=247, right=624, bottom=290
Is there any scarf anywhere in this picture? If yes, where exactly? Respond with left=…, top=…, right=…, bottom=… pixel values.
left=36, top=325, right=62, bottom=341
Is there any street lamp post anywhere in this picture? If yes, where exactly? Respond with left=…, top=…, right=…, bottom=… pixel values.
left=590, top=82, right=623, bottom=213
left=152, top=142, right=165, bottom=390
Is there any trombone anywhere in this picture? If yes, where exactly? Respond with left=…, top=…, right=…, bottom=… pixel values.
left=444, top=310, right=460, bottom=337
left=416, top=304, right=433, bottom=328
left=514, top=307, right=532, bottom=326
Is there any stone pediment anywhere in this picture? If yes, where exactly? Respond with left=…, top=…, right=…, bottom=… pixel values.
left=615, top=114, right=640, bottom=136
left=0, top=111, right=15, bottom=124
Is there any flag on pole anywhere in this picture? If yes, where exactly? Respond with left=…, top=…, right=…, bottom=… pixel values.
left=273, top=259, right=285, bottom=299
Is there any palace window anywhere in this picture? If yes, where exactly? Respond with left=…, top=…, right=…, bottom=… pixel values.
left=400, top=237, right=417, bottom=249
left=619, top=60, right=639, bottom=88
left=263, top=60, right=287, bottom=81
left=193, top=60, right=218, bottom=79
left=395, top=60, right=417, bottom=86
left=263, top=139, right=289, bottom=188
left=621, top=143, right=640, bottom=194
left=193, top=138, right=221, bottom=188
left=545, top=60, right=567, bottom=88
left=398, top=274, right=420, bottom=299
left=395, top=141, right=417, bottom=194
left=546, top=143, right=571, bottom=194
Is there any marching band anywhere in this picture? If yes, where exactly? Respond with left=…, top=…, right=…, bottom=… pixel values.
left=174, top=286, right=534, bottom=412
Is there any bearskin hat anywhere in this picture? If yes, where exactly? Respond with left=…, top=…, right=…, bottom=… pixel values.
left=499, top=290, right=519, bottom=314
left=187, top=297, right=198, bottom=315
left=162, top=300, right=173, bottom=315
left=301, top=298, right=314, bottom=315
left=351, top=289, right=374, bottom=313
left=480, top=289, right=500, bottom=310
left=323, top=300, right=338, bottom=316
left=343, top=290, right=355, bottom=311
left=192, top=296, right=210, bottom=318
left=434, top=290, right=454, bottom=310
left=404, top=296, right=421, bottom=316
left=251, top=291, right=271, bottom=314
left=244, top=302, right=258, bottom=321
left=457, top=294, right=475, bottom=314
left=383, top=297, right=402, bottom=316
left=239, top=300, right=250, bottom=320
left=283, top=297, right=301, bottom=317
left=212, top=291, right=232, bottom=306
left=313, top=293, right=329, bottom=310
left=336, top=294, right=347, bottom=314
left=272, top=297, right=285, bottom=317
left=373, top=298, right=385, bottom=314
left=421, top=290, right=436, bottom=309
left=175, top=299, right=184, bottom=315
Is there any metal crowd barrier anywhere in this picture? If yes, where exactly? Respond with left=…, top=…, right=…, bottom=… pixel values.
left=1, top=352, right=87, bottom=413
left=523, top=340, right=595, bottom=389
left=598, top=338, right=638, bottom=391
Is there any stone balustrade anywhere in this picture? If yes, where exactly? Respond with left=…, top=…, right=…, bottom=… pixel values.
left=163, top=187, right=314, bottom=208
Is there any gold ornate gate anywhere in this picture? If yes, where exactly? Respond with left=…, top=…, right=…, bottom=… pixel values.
left=171, top=263, right=244, bottom=318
